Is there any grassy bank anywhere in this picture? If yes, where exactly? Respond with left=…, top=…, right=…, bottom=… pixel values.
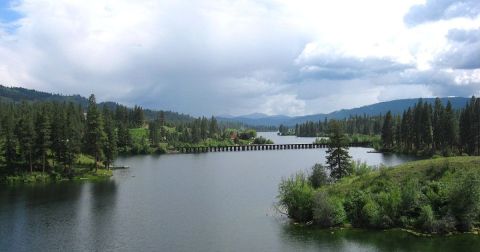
left=278, top=156, right=480, bottom=235
left=1, top=154, right=113, bottom=185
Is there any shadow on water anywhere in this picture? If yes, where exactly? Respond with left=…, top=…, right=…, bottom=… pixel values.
left=0, top=182, right=85, bottom=251
left=280, top=224, right=480, bottom=252
left=90, top=180, right=118, bottom=251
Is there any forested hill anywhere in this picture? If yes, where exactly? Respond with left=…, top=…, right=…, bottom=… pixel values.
left=0, top=85, right=193, bottom=123
left=218, top=97, right=471, bottom=126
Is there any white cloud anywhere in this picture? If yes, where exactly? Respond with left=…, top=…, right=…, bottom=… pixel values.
left=0, top=0, right=478, bottom=116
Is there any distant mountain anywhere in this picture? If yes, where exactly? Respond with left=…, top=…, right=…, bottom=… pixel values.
left=0, top=85, right=194, bottom=122
left=218, top=97, right=471, bottom=126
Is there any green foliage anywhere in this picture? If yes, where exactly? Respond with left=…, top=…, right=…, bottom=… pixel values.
left=238, top=129, right=257, bottom=140
left=417, top=205, right=435, bottom=233
left=252, top=136, right=274, bottom=144
left=278, top=172, right=314, bottom=222
left=448, top=171, right=480, bottom=231
left=381, top=111, right=394, bottom=150
left=85, top=94, right=106, bottom=170
left=350, top=160, right=373, bottom=176
left=312, top=191, right=346, bottom=227
left=280, top=156, right=480, bottom=234
left=326, top=121, right=352, bottom=180
left=400, top=178, right=421, bottom=217
left=344, top=190, right=371, bottom=227
left=309, top=164, right=329, bottom=189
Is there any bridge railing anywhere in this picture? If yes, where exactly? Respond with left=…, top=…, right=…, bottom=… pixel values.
left=175, top=143, right=371, bottom=153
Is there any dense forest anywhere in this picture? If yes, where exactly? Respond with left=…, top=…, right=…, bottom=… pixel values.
left=380, top=97, right=480, bottom=156
left=280, top=97, right=480, bottom=157
left=0, top=94, right=267, bottom=181
left=279, top=115, right=383, bottom=137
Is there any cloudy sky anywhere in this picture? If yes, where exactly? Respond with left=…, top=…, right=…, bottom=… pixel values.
left=0, top=0, right=479, bottom=116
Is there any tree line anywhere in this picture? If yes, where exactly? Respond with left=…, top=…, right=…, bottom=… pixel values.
left=279, top=115, right=384, bottom=138
left=0, top=94, right=270, bottom=177
left=381, top=97, right=480, bottom=156
left=0, top=95, right=131, bottom=175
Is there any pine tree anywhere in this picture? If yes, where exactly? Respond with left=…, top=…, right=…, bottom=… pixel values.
left=35, top=106, right=51, bottom=173
left=326, top=121, right=352, bottom=180
left=2, top=112, right=17, bottom=172
left=103, top=111, right=117, bottom=169
left=85, top=94, right=106, bottom=171
left=209, top=116, right=218, bottom=138
left=63, top=103, right=82, bottom=171
left=16, top=106, right=35, bottom=172
left=432, top=98, right=444, bottom=151
left=381, top=111, right=394, bottom=151
left=443, top=100, right=457, bottom=154
left=422, top=103, right=434, bottom=153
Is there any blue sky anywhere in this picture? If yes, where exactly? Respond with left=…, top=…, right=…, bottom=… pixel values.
left=0, top=1, right=20, bottom=23
left=0, top=0, right=479, bottom=116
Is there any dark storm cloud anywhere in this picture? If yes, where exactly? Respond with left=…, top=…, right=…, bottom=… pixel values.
left=404, top=0, right=480, bottom=27
left=435, top=28, right=480, bottom=69
left=297, top=55, right=414, bottom=80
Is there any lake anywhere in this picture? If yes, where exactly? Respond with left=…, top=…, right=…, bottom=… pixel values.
left=1, top=133, right=479, bottom=251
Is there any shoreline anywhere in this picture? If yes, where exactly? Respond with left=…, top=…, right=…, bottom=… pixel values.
left=1, top=168, right=113, bottom=185
left=289, top=222, right=480, bottom=237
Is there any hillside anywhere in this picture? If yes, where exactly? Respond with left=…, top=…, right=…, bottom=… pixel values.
left=279, top=156, right=480, bottom=234
left=219, top=97, right=471, bottom=126
left=0, top=85, right=194, bottom=123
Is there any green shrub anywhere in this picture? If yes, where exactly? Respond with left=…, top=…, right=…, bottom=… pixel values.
left=253, top=136, right=273, bottom=144
left=448, top=172, right=480, bottom=231
left=375, top=186, right=401, bottom=227
left=435, top=215, right=456, bottom=234
left=400, top=178, right=421, bottom=217
left=422, top=181, right=448, bottom=215
left=350, top=160, right=373, bottom=176
left=417, top=205, right=435, bottom=233
left=344, top=190, right=370, bottom=227
left=361, top=197, right=381, bottom=228
left=309, top=164, right=329, bottom=189
left=312, top=191, right=346, bottom=227
left=278, top=172, right=314, bottom=222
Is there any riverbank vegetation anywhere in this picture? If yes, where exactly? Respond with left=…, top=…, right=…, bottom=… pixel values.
left=278, top=156, right=480, bottom=234
left=280, top=96, right=479, bottom=157
left=0, top=94, right=272, bottom=183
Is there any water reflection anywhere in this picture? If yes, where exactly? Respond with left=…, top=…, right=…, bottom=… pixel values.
left=0, top=148, right=459, bottom=252
left=280, top=224, right=480, bottom=252
left=91, top=181, right=118, bottom=251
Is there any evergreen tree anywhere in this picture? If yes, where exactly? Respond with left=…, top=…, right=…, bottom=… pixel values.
left=326, top=121, right=352, bottom=180
left=432, top=98, right=444, bottom=151
left=85, top=94, right=106, bottom=171
left=117, top=123, right=131, bottom=153
left=103, top=111, right=117, bottom=169
left=63, top=103, right=82, bottom=171
left=381, top=111, right=394, bottom=150
left=35, top=106, right=51, bottom=172
left=443, top=100, right=457, bottom=154
left=16, top=106, right=35, bottom=172
left=422, top=103, right=434, bottom=152
left=209, top=116, right=218, bottom=138
left=2, top=112, right=17, bottom=172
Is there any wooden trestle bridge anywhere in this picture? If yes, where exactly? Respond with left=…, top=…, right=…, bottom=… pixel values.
left=176, top=143, right=367, bottom=153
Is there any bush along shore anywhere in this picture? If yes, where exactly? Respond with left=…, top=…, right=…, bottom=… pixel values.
left=1, top=154, right=112, bottom=185
left=277, top=156, right=480, bottom=235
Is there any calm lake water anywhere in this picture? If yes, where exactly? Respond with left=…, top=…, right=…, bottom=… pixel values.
left=1, top=133, right=479, bottom=251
